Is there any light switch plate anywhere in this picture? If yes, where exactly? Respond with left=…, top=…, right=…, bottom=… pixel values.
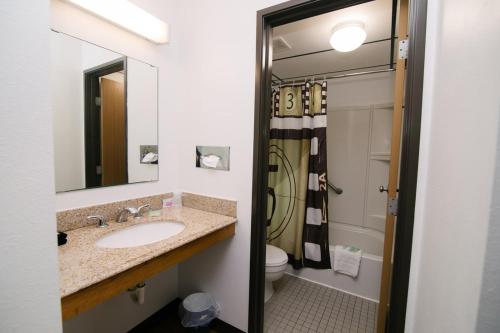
left=196, top=146, right=230, bottom=171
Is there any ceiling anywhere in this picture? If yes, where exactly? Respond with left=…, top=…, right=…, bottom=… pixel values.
left=272, top=0, right=396, bottom=82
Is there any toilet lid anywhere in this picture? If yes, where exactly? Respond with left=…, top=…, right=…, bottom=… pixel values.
left=266, top=245, right=288, bottom=267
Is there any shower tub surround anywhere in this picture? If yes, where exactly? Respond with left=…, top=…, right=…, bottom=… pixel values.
left=57, top=193, right=236, bottom=320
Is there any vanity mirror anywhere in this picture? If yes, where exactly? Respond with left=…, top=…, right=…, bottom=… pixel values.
left=50, top=31, right=158, bottom=192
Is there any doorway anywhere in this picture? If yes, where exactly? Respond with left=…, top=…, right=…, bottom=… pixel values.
left=249, top=0, right=427, bottom=332
left=84, top=58, right=128, bottom=188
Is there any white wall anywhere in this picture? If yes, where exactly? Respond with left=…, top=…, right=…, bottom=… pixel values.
left=50, top=0, right=179, bottom=331
left=170, top=1, right=285, bottom=331
left=0, top=1, right=62, bottom=332
left=405, top=0, right=500, bottom=332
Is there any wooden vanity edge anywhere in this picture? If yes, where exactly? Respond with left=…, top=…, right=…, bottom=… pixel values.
left=61, top=222, right=236, bottom=320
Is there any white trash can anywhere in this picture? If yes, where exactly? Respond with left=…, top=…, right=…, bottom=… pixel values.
left=179, top=293, right=220, bottom=329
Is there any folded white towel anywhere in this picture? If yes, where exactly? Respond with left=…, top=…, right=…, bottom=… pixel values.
left=333, top=245, right=362, bottom=278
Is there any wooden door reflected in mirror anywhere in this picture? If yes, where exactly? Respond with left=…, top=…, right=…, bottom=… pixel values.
left=100, top=77, right=126, bottom=186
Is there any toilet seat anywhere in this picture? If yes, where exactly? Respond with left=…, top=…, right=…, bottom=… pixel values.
left=266, top=245, right=288, bottom=267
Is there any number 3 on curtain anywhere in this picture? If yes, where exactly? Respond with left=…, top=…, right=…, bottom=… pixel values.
left=286, top=92, right=294, bottom=110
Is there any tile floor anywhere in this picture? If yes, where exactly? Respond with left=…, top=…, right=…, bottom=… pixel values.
left=264, top=274, right=377, bottom=333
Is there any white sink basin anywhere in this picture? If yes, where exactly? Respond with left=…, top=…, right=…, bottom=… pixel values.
left=96, top=221, right=185, bottom=249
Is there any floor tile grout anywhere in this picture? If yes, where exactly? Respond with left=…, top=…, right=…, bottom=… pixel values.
left=264, top=274, right=377, bottom=333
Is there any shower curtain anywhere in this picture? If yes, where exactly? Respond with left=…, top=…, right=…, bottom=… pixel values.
left=267, top=81, right=331, bottom=269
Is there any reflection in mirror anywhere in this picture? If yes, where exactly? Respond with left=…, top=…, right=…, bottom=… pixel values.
left=50, top=31, right=159, bottom=192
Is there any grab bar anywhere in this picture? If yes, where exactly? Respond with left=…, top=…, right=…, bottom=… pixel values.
left=327, top=182, right=343, bottom=195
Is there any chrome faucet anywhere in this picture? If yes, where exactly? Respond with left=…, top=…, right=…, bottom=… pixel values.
left=116, top=204, right=151, bottom=223
left=116, top=207, right=137, bottom=223
left=87, top=215, right=108, bottom=228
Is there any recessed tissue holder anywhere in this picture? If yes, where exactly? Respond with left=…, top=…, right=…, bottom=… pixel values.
left=196, top=146, right=230, bottom=171
left=140, top=145, right=158, bottom=164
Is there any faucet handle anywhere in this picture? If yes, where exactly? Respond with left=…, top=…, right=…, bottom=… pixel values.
left=137, top=204, right=151, bottom=217
left=87, top=215, right=108, bottom=228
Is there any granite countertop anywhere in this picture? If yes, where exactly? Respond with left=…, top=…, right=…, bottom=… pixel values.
left=58, top=206, right=236, bottom=297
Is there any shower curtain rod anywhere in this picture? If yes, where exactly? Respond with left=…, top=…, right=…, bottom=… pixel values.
left=272, top=37, right=394, bottom=62
left=273, top=63, right=395, bottom=84
left=272, top=68, right=395, bottom=86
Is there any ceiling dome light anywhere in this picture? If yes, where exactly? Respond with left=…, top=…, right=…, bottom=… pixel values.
left=329, top=22, right=367, bottom=52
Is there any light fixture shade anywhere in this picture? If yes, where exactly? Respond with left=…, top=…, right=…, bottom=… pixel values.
left=329, top=22, right=366, bottom=52
left=65, top=0, right=168, bottom=44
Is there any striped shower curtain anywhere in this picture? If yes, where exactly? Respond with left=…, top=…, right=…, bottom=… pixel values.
left=267, top=81, right=331, bottom=269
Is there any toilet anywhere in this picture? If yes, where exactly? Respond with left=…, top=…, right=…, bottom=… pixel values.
left=265, top=244, right=288, bottom=302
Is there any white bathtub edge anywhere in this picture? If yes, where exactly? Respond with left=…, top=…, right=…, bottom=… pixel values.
left=285, top=246, right=382, bottom=301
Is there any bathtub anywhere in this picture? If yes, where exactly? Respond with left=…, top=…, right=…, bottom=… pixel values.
left=286, top=223, right=383, bottom=302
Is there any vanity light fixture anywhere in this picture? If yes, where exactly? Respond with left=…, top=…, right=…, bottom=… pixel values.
left=329, top=22, right=366, bottom=52
left=65, top=0, right=168, bottom=44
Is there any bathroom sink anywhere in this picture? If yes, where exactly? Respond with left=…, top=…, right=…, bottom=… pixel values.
left=95, top=221, right=185, bottom=249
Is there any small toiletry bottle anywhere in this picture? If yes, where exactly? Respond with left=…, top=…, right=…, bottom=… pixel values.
left=163, top=192, right=182, bottom=208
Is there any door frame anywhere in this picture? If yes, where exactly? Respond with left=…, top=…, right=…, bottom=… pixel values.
left=248, top=0, right=428, bottom=332
left=83, top=57, right=128, bottom=188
